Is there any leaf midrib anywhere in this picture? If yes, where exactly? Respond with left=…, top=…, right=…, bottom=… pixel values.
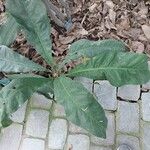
left=68, top=67, right=147, bottom=75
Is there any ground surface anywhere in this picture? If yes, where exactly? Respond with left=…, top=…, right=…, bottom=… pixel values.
left=0, top=77, right=150, bottom=150
left=0, top=0, right=150, bottom=150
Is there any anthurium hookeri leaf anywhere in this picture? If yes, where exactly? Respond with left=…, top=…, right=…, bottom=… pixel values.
left=37, top=83, right=54, bottom=99
left=0, top=45, right=46, bottom=73
left=67, top=51, right=150, bottom=87
left=62, top=39, right=127, bottom=66
left=61, top=39, right=127, bottom=68
left=7, top=74, right=54, bottom=98
left=0, top=13, right=19, bottom=46
left=6, top=0, right=53, bottom=65
left=70, top=39, right=126, bottom=57
left=7, top=74, right=45, bottom=79
left=54, top=76, right=107, bottom=138
left=0, top=78, right=10, bottom=86
left=0, top=76, right=52, bottom=128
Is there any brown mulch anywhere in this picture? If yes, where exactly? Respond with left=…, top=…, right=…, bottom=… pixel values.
left=51, top=0, right=150, bottom=56
left=0, top=0, right=150, bottom=73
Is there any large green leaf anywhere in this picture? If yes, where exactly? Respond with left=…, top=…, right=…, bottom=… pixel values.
left=0, top=76, right=52, bottom=128
left=70, top=39, right=127, bottom=57
left=61, top=39, right=127, bottom=67
left=54, top=76, right=107, bottom=138
left=0, top=45, right=46, bottom=73
left=6, top=0, right=53, bottom=65
left=0, top=78, right=10, bottom=86
left=7, top=73, right=54, bottom=98
left=0, top=13, right=19, bottom=46
left=67, top=51, right=150, bottom=87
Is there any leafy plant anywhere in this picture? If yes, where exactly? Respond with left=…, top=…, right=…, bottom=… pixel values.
left=0, top=0, right=150, bottom=138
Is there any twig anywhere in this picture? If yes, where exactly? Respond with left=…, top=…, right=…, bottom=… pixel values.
left=81, top=12, right=88, bottom=26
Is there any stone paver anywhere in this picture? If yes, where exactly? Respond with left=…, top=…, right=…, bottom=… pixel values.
left=91, top=112, right=115, bottom=146
left=116, top=134, right=140, bottom=150
left=118, top=85, right=140, bottom=101
left=66, top=134, right=90, bottom=150
left=53, top=103, right=66, bottom=117
left=90, top=145, right=112, bottom=150
left=116, top=101, right=140, bottom=134
left=69, top=122, right=88, bottom=134
left=142, top=123, right=150, bottom=150
left=11, top=102, right=27, bottom=123
left=25, top=109, right=49, bottom=138
left=48, top=119, right=68, bottom=149
left=20, top=138, right=45, bottom=150
left=94, top=81, right=117, bottom=111
left=74, top=77, right=93, bottom=92
left=30, top=93, right=52, bottom=110
left=1, top=81, right=150, bottom=150
left=141, top=92, right=150, bottom=121
left=0, top=124, right=23, bottom=150
left=142, top=81, right=150, bottom=90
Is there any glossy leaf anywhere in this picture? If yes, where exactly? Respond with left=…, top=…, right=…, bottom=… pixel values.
left=6, top=0, right=53, bottom=65
left=0, top=14, right=19, bottom=46
left=68, top=51, right=150, bottom=87
left=0, top=46, right=46, bottom=73
left=54, top=76, right=107, bottom=138
left=0, top=76, right=52, bottom=128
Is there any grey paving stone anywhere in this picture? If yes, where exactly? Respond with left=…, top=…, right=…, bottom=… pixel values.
left=25, top=109, right=49, bottom=138
left=94, top=80, right=117, bottom=111
left=116, top=134, right=140, bottom=150
left=118, top=85, right=140, bottom=101
left=142, top=62, right=150, bottom=90
left=48, top=119, right=68, bottom=149
left=142, top=123, right=150, bottom=150
left=141, top=92, right=150, bottom=121
left=0, top=124, right=23, bottom=150
left=11, top=102, right=27, bottom=123
left=142, top=81, right=150, bottom=90
left=20, top=138, right=45, bottom=150
left=53, top=103, right=66, bottom=117
left=90, top=144, right=112, bottom=150
left=91, top=112, right=115, bottom=146
left=116, top=101, right=140, bottom=134
left=66, top=134, right=90, bottom=150
left=30, top=93, right=52, bottom=109
left=69, top=122, right=88, bottom=134
left=74, top=77, right=93, bottom=92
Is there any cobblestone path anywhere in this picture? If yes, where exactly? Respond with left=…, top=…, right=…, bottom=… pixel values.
left=0, top=77, right=150, bottom=150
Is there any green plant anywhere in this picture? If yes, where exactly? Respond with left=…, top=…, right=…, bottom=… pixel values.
left=0, top=0, right=150, bottom=138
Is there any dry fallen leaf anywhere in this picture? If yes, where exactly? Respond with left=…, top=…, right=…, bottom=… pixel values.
left=89, top=3, right=98, bottom=12
left=59, top=35, right=76, bottom=45
left=105, top=0, right=115, bottom=9
left=132, top=41, right=145, bottom=53
left=109, top=9, right=116, bottom=24
left=142, top=25, right=150, bottom=40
